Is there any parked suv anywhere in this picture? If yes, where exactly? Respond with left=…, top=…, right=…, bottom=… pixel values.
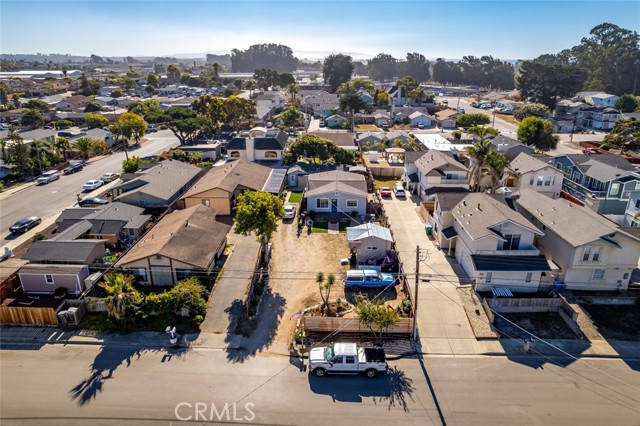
left=100, top=172, right=120, bottom=182
left=37, top=170, right=60, bottom=184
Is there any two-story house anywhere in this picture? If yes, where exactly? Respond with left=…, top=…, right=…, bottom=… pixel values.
left=450, top=193, right=552, bottom=292
left=553, top=154, right=640, bottom=220
left=507, top=152, right=564, bottom=199
left=302, top=91, right=340, bottom=119
left=413, top=150, right=469, bottom=200
left=585, top=93, right=619, bottom=108
left=488, top=134, right=535, bottom=161
left=623, top=192, right=640, bottom=227
left=304, top=170, right=368, bottom=217
left=226, top=128, right=289, bottom=162
left=515, top=188, right=640, bottom=291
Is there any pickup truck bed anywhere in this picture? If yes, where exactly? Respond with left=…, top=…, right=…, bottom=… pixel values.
left=362, top=348, right=386, bottom=363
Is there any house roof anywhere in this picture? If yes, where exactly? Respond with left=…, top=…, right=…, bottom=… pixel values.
left=409, top=111, right=430, bottom=119
left=306, top=170, right=367, bottom=198
left=24, top=240, right=106, bottom=263
left=578, top=159, right=639, bottom=182
left=346, top=223, right=393, bottom=242
left=515, top=188, right=624, bottom=247
left=434, top=109, right=459, bottom=120
left=0, top=258, right=29, bottom=282
left=56, top=202, right=146, bottom=223
left=471, top=255, right=551, bottom=272
left=404, top=150, right=427, bottom=164
left=262, top=168, right=287, bottom=194
left=441, top=227, right=458, bottom=239
left=452, top=192, right=542, bottom=241
left=425, top=186, right=470, bottom=196
left=435, top=192, right=472, bottom=212
left=226, top=129, right=288, bottom=151
left=415, top=149, right=467, bottom=176
left=182, top=159, right=272, bottom=198
left=326, top=114, right=346, bottom=120
left=355, top=132, right=384, bottom=142
left=19, top=264, right=88, bottom=275
left=510, top=152, right=557, bottom=174
left=310, top=131, right=356, bottom=148
left=561, top=154, right=636, bottom=172
left=113, top=160, right=200, bottom=204
left=117, top=205, right=231, bottom=269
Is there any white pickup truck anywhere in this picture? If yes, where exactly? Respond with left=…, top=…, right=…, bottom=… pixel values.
left=308, top=342, right=388, bottom=378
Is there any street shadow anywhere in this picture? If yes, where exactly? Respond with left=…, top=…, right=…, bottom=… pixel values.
left=414, top=337, right=448, bottom=425
left=308, top=366, right=415, bottom=411
left=0, top=325, right=76, bottom=351
left=69, top=337, right=192, bottom=406
left=226, top=287, right=286, bottom=364
left=498, top=337, right=590, bottom=369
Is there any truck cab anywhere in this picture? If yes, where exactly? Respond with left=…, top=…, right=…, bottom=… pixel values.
left=308, top=342, right=387, bottom=378
left=344, top=269, right=397, bottom=292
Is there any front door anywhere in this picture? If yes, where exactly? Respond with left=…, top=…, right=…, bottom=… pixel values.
left=331, top=199, right=338, bottom=213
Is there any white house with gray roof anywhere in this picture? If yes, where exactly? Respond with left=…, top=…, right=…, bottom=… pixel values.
left=506, top=152, right=564, bottom=199
left=347, top=222, right=393, bottom=260
left=305, top=170, right=367, bottom=217
left=226, top=128, right=288, bottom=162
left=412, top=150, right=468, bottom=200
left=449, top=193, right=552, bottom=292
left=515, top=188, right=640, bottom=291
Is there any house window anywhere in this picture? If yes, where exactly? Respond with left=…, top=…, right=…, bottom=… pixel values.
left=544, top=176, right=552, bottom=186
left=446, top=173, right=455, bottom=180
left=529, top=176, right=535, bottom=185
left=316, top=199, right=329, bottom=209
left=45, top=274, right=54, bottom=284
left=610, top=183, right=620, bottom=196
left=264, top=151, right=278, bottom=158
left=592, top=269, right=605, bottom=280
left=346, top=200, right=358, bottom=208
left=536, top=176, right=544, bottom=186
left=502, top=234, right=521, bottom=251
left=525, top=272, right=532, bottom=283
left=202, top=199, right=210, bottom=207
left=582, top=246, right=591, bottom=261
left=485, top=272, right=493, bottom=284
left=134, top=268, right=148, bottom=282
left=592, top=247, right=601, bottom=261
left=636, top=198, right=640, bottom=209
left=229, top=151, right=240, bottom=158
left=366, top=246, right=378, bottom=251
left=176, top=269, right=191, bottom=281
left=156, top=254, right=162, bottom=260
left=128, top=228, right=135, bottom=236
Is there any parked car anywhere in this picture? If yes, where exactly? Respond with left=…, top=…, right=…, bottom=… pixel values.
left=78, top=197, right=109, bottom=207
left=283, top=204, right=296, bottom=219
left=0, top=123, right=11, bottom=130
left=83, top=179, right=103, bottom=191
left=37, top=170, right=60, bottom=184
left=100, top=172, right=120, bottom=182
left=318, top=121, right=325, bottom=128
left=308, top=343, right=388, bottom=378
left=9, top=216, right=41, bottom=234
left=582, top=148, right=599, bottom=155
left=379, top=187, right=392, bottom=197
left=417, top=123, right=425, bottom=129
left=393, top=185, right=406, bottom=197
left=64, top=163, right=84, bottom=174
left=344, top=269, right=397, bottom=292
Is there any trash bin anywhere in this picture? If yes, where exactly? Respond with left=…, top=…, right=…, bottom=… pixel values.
left=425, top=224, right=432, bottom=236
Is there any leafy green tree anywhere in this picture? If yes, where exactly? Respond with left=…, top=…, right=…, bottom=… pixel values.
left=279, top=106, right=304, bottom=127
left=278, top=72, right=295, bottom=87
left=191, top=95, right=227, bottom=132
left=223, top=96, right=257, bottom=129
left=456, top=113, right=490, bottom=128
left=284, top=134, right=354, bottom=165
left=373, top=90, right=389, bottom=107
left=20, top=109, right=44, bottom=127
left=84, top=102, right=102, bottom=113
left=404, top=52, right=430, bottom=82
left=100, top=273, right=144, bottom=324
left=74, top=137, right=95, bottom=160
left=513, top=103, right=552, bottom=121
left=146, top=107, right=209, bottom=144
left=110, top=89, right=124, bottom=98
left=167, top=64, right=181, bottom=83
left=56, top=119, right=73, bottom=129
left=615, top=94, right=639, bottom=113
left=603, top=117, right=640, bottom=151
left=322, top=54, right=354, bottom=92
left=316, top=272, right=336, bottom=315
left=482, top=150, right=512, bottom=191
left=85, top=112, right=109, bottom=129
left=6, top=131, right=34, bottom=175
left=231, top=43, right=298, bottom=72
left=127, top=99, right=161, bottom=117
left=146, top=73, right=160, bottom=88
left=340, top=91, right=369, bottom=131
left=517, top=116, right=559, bottom=152
left=23, top=99, right=49, bottom=111
left=367, top=53, right=397, bottom=81
left=233, top=190, right=284, bottom=243
left=350, top=78, right=376, bottom=95
left=331, top=148, right=356, bottom=166
left=285, top=82, right=300, bottom=105
left=516, top=60, right=587, bottom=109
left=356, top=299, right=400, bottom=344
left=253, top=68, right=279, bottom=90
left=122, top=156, right=142, bottom=173
left=113, top=112, right=147, bottom=145
left=0, top=82, right=8, bottom=106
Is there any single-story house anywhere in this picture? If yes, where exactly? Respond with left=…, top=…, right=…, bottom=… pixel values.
left=347, top=223, right=393, bottom=260
left=409, top=111, right=432, bottom=128
left=117, top=205, right=231, bottom=286
left=326, top=114, right=348, bottom=129
left=434, top=109, right=460, bottom=129
left=286, top=162, right=337, bottom=191
left=310, top=131, right=357, bottom=152
left=305, top=170, right=368, bottom=217
left=18, top=264, right=90, bottom=295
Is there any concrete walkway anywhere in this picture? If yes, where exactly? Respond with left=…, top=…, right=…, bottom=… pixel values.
left=381, top=192, right=490, bottom=355
left=198, top=232, right=261, bottom=342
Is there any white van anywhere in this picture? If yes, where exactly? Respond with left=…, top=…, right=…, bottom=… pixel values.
left=37, top=170, right=60, bottom=184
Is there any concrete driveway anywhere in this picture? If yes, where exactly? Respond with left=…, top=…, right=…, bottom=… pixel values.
left=380, top=188, right=484, bottom=355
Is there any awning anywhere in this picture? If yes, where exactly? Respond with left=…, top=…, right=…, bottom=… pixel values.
left=471, top=255, right=552, bottom=272
left=441, top=227, right=458, bottom=239
left=492, top=287, right=513, bottom=298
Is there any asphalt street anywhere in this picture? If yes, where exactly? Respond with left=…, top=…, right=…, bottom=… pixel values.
left=1, top=342, right=639, bottom=426
left=0, top=130, right=179, bottom=239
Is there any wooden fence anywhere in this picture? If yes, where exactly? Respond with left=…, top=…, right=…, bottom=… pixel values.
left=0, top=306, right=59, bottom=325
left=303, top=316, right=413, bottom=336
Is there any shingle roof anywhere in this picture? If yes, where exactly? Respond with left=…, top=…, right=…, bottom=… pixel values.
left=310, top=131, right=355, bottom=148
left=435, top=192, right=472, bottom=212
left=415, top=150, right=467, bottom=176
left=24, top=240, right=106, bottom=263
left=471, top=255, right=551, bottom=272
left=510, top=152, right=556, bottom=174
left=452, top=193, right=542, bottom=241
left=562, top=154, right=636, bottom=171
left=117, top=205, right=230, bottom=269
left=182, top=159, right=272, bottom=198
left=19, top=264, right=87, bottom=275
left=306, top=170, right=367, bottom=197
left=347, top=223, right=393, bottom=242
left=434, top=109, right=459, bottom=120
left=515, top=188, right=624, bottom=247
left=578, top=159, right=639, bottom=182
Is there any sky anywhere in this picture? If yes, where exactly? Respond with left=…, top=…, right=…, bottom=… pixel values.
left=1, top=0, right=639, bottom=61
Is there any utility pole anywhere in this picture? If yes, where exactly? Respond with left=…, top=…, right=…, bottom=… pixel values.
left=413, top=245, right=420, bottom=341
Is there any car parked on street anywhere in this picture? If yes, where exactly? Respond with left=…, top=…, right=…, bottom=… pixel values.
left=9, top=216, right=41, bottom=234
left=64, top=163, right=84, bottom=174
left=37, top=170, right=60, bottom=184
left=78, top=197, right=109, bottom=207
left=83, top=179, right=103, bottom=191
left=309, top=343, right=388, bottom=378
left=379, top=187, right=392, bottom=197
left=100, top=172, right=120, bottom=182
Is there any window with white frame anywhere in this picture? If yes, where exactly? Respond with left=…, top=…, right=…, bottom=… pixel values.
left=45, top=274, right=54, bottom=284
left=610, top=182, right=620, bottom=195
left=592, top=269, right=605, bottom=280
left=485, top=272, right=493, bottom=283
left=536, top=176, right=544, bottom=186
left=134, top=268, right=147, bottom=282
left=346, top=199, right=358, bottom=208
left=316, top=198, right=329, bottom=209
left=582, top=246, right=591, bottom=261
left=544, top=176, right=552, bottom=186
left=366, top=246, right=378, bottom=250
left=592, top=246, right=601, bottom=261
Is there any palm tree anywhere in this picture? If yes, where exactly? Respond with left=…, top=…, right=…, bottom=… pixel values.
left=100, top=273, right=142, bottom=322
left=465, top=138, right=492, bottom=191
left=482, top=150, right=513, bottom=192
left=408, top=88, right=425, bottom=106
left=74, top=137, right=95, bottom=160
left=467, top=125, right=498, bottom=140
left=55, top=136, right=70, bottom=161
left=286, top=82, right=300, bottom=105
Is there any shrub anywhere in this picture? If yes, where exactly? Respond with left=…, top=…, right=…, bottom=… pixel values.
left=452, top=130, right=462, bottom=140
left=171, top=149, right=188, bottom=162
left=192, top=315, right=204, bottom=326
left=31, top=232, right=46, bottom=242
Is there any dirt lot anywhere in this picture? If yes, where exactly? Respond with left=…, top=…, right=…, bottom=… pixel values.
left=493, top=312, right=580, bottom=340
left=582, top=304, right=640, bottom=341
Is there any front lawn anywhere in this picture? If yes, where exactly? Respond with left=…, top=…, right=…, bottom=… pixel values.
left=288, top=191, right=303, bottom=203
left=374, top=177, right=398, bottom=189
left=312, top=221, right=328, bottom=233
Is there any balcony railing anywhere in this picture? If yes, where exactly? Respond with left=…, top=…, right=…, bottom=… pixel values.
left=562, top=179, right=607, bottom=200
left=475, top=248, right=540, bottom=256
